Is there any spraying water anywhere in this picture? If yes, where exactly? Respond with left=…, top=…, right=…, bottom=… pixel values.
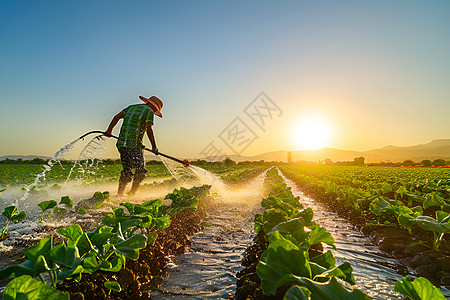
left=65, top=135, right=108, bottom=183
left=17, top=137, right=81, bottom=206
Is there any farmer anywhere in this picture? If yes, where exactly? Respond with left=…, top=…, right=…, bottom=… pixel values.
left=104, top=96, right=163, bottom=196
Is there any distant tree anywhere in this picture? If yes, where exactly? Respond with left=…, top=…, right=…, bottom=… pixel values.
left=353, top=157, right=365, bottom=165
left=223, top=157, right=236, bottom=166
left=324, top=158, right=333, bottom=165
left=31, top=158, right=46, bottom=165
left=432, top=159, right=446, bottom=166
left=403, top=160, right=415, bottom=166
left=421, top=159, right=432, bottom=167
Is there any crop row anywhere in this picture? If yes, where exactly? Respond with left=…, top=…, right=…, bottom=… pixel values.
left=247, top=167, right=445, bottom=299
left=0, top=185, right=209, bottom=299
left=280, top=166, right=450, bottom=250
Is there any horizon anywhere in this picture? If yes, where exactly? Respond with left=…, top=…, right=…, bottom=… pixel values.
left=1, top=1, right=449, bottom=160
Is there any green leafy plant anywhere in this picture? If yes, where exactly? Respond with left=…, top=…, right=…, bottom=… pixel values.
left=1, top=205, right=26, bottom=240
left=38, top=200, right=57, bottom=221
left=104, top=281, right=121, bottom=295
left=409, top=211, right=450, bottom=249
left=394, top=276, right=446, bottom=300
left=59, top=196, right=74, bottom=208
left=3, top=275, right=69, bottom=300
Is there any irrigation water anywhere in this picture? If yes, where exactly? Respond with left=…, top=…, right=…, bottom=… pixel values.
left=151, top=170, right=267, bottom=299
left=17, top=136, right=82, bottom=206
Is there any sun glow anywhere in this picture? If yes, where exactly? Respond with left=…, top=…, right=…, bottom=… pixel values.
left=293, top=116, right=332, bottom=150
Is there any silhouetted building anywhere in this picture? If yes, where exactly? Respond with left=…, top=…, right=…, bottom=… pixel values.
left=287, top=151, right=292, bottom=163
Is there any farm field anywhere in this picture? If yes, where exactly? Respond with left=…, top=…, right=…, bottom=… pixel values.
left=280, top=166, right=450, bottom=291
left=0, top=161, right=449, bottom=299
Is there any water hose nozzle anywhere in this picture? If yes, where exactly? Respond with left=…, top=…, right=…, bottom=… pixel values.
left=183, top=160, right=190, bottom=167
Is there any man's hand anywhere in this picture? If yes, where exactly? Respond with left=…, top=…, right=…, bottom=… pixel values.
left=152, top=147, right=159, bottom=155
left=104, top=130, right=112, bottom=137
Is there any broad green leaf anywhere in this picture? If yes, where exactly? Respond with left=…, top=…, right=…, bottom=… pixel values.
left=409, top=216, right=450, bottom=234
left=57, top=264, right=84, bottom=282
left=48, top=243, right=81, bottom=268
left=153, top=215, right=171, bottom=230
left=90, top=226, right=114, bottom=250
left=257, top=231, right=311, bottom=296
left=2, top=206, right=24, bottom=222
left=310, top=250, right=336, bottom=269
left=436, top=211, right=450, bottom=223
left=104, top=281, right=122, bottom=292
left=3, top=275, right=70, bottom=300
left=120, top=202, right=135, bottom=214
left=307, top=226, right=335, bottom=249
left=57, top=224, right=84, bottom=245
left=59, top=196, right=74, bottom=208
left=0, top=260, right=35, bottom=280
left=23, top=236, right=53, bottom=262
left=276, top=275, right=371, bottom=299
left=142, top=199, right=163, bottom=208
left=113, top=234, right=147, bottom=260
left=283, top=285, right=311, bottom=300
left=423, top=193, right=446, bottom=209
left=74, top=233, right=94, bottom=257
left=38, top=200, right=57, bottom=212
left=9, top=211, right=26, bottom=223
left=394, top=276, right=446, bottom=300
left=262, top=208, right=290, bottom=233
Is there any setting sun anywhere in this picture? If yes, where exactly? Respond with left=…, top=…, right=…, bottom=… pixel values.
left=293, top=116, right=332, bottom=150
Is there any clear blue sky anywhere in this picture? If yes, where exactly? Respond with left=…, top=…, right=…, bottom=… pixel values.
left=1, top=1, right=449, bottom=159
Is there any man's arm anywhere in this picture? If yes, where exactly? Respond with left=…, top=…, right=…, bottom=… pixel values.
left=105, top=111, right=124, bottom=136
left=146, top=121, right=158, bottom=154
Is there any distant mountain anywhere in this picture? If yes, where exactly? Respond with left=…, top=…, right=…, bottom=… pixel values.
left=0, top=155, right=51, bottom=161
left=224, top=139, right=450, bottom=163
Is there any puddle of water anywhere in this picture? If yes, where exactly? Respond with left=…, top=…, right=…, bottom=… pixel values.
left=279, top=169, right=409, bottom=299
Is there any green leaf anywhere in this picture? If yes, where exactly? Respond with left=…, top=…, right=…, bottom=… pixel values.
left=9, top=211, right=26, bottom=223
left=409, top=216, right=450, bottom=234
left=0, top=260, right=36, bottom=280
left=283, top=285, right=311, bottom=300
left=104, top=281, right=122, bottom=292
left=90, top=226, right=114, bottom=250
left=120, top=202, right=135, bottom=214
left=256, top=231, right=311, bottom=296
left=23, top=236, right=53, bottom=262
left=57, top=264, right=84, bottom=282
left=59, top=196, right=74, bottom=208
left=3, top=275, right=70, bottom=300
left=394, top=276, right=446, bottom=300
left=307, top=226, right=335, bottom=249
left=57, top=224, right=84, bottom=245
left=74, top=233, right=95, bottom=257
left=423, top=193, right=446, bottom=209
left=276, top=275, right=371, bottom=299
left=2, top=206, right=25, bottom=222
left=153, top=215, right=171, bottom=230
left=262, top=208, right=290, bottom=233
left=48, top=243, right=81, bottom=268
left=38, top=200, right=57, bottom=213
left=113, top=234, right=147, bottom=260
left=310, top=250, right=336, bottom=269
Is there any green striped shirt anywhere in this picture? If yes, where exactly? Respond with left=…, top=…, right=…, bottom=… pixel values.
left=116, top=104, right=154, bottom=149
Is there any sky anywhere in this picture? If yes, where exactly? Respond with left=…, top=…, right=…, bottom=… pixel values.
left=1, top=1, right=449, bottom=160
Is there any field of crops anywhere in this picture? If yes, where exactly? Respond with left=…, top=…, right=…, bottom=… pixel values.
left=1, top=161, right=449, bottom=299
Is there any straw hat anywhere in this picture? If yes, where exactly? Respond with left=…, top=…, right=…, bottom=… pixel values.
left=139, top=96, right=163, bottom=118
